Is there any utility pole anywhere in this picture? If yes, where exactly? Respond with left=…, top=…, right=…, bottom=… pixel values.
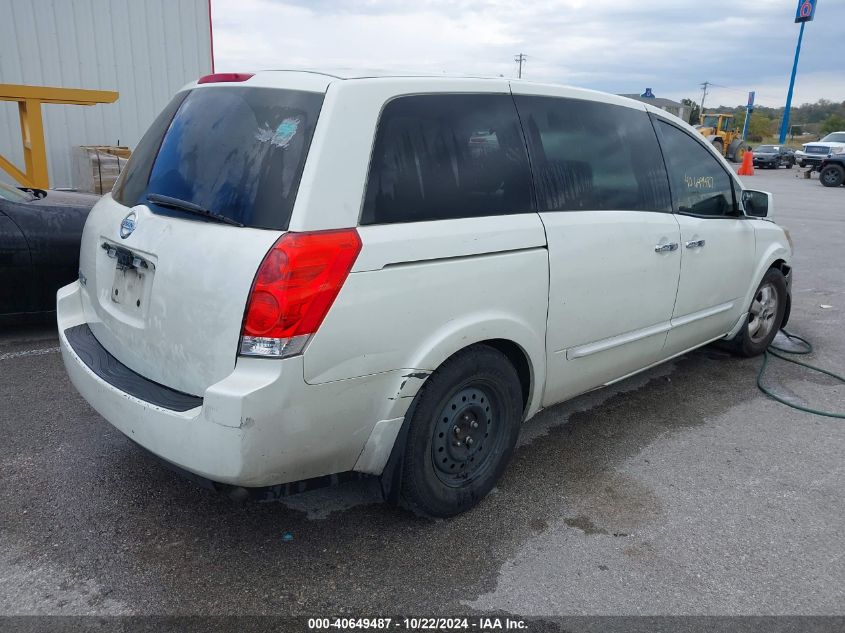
left=699, top=81, right=710, bottom=115
left=514, top=53, right=527, bottom=79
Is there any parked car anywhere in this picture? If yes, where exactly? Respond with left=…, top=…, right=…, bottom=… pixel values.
left=795, top=131, right=845, bottom=168
left=819, top=154, right=845, bottom=188
left=58, top=72, right=793, bottom=516
left=752, top=145, right=795, bottom=169
left=0, top=181, right=99, bottom=321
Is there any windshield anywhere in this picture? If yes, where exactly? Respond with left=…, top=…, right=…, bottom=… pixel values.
left=755, top=146, right=777, bottom=152
left=113, top=86, right=324, bottom=230
left=702, top=116, right=719, bottom=128
left=820, top=132, right=845, bottom=143
left=0, top=181, right=33, bottom=202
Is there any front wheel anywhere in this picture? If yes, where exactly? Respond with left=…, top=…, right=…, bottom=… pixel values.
left=727, top=268, right=787, bottom=357
left=820, top=164, right=845, bottom=187
left=399, top=345, right=523, bottom=517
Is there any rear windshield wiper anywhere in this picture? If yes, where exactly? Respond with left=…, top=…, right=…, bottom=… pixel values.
left=146, top=193, right=244, bottom=227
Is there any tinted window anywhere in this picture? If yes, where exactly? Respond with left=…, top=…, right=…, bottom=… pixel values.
left=656, top=120, right=736, bottom=217
left=515, top=96, right=671, bottom=212
left=361, top=94, right=533, bottom=224
left=113, top=92, right=187, bottom=207
left=114, top=87, right=324, bottom=230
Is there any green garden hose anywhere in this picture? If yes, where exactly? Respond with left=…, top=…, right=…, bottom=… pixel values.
left=758, top=330, right=845, bottom=419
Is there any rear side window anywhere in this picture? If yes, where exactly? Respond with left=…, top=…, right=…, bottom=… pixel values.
left=514, top=96, right=672, bottom=212
left=656, top=120, right=736, bottom=217
left=361, top=94, right=533, bottom=224
left=113, top=87, right=324, bottom=230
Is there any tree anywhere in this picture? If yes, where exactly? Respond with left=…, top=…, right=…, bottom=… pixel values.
left=820, top=114, right=845, bottom=135
left=736, top=111, right=774, bottom=142
left=681, top=98, right=700, bottom=125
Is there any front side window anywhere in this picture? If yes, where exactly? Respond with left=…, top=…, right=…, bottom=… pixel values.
left=656, top=120, right=736, bottom=217
left=114, top=87, right=324, bottom=230
left=515, top=96, right=671, bottom=212
left=361, top=94, right=533, bottom=224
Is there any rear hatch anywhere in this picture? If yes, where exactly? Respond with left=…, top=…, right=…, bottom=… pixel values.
left=77, top=81, right=325, bottom=396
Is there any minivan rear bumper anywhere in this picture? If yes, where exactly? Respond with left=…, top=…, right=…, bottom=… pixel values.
left=58, top=281, right=410, bottom=487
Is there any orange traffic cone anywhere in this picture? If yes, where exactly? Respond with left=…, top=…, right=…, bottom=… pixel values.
left=737, top=149, right=754, bottom=176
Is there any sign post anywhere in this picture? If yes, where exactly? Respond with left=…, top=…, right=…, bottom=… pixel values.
left=741, top=91, right=755, bottom=141
left=779, top=0, right=817, bottom=143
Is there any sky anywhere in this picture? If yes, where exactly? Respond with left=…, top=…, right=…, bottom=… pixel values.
left=211, top=0, right=845, bottom=109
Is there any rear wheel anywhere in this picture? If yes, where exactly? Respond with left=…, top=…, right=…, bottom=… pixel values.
left=399, top=345, right=523, bottom=517
left=726, top=268, right=787, bottom=357
left=820, top=164, right=845, bottom=187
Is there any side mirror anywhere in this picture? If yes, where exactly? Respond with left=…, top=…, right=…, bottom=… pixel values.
left=742, top=189, right=772, bottom=218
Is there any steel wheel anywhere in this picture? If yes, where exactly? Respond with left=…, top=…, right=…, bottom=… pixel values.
left=397, top=344, right=522, bottom=517
left=748, top=282, right=779, bottom=344
left=431, top=385, right=501, bottom=487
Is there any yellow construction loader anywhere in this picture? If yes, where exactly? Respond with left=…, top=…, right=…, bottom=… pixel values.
left=695, top=114, right=747, bottom=163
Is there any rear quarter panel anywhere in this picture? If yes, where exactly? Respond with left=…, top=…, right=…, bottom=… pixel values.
left=303, top=216, right=550, bottom=420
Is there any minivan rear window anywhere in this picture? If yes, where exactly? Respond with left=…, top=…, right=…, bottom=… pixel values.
left=113, top=87, right=324, bottom=230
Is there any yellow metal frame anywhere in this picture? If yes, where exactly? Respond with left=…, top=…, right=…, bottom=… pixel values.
left=0, top=84, right=118, bottom=188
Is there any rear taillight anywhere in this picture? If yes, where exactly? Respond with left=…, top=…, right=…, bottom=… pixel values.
left=239, top=229, right=362, bottom=358
left=197, top=72, right=254, bottom=84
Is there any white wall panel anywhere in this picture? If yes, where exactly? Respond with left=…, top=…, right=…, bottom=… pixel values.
left=0, top=0, right=212, bottom=188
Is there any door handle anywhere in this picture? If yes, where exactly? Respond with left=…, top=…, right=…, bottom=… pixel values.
left=654, top=242, right=679, bottom=253
left=685, top=239, right=706, bottom=249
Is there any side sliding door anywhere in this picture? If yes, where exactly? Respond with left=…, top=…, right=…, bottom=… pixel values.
left=512, top=90, right=681, bottom=406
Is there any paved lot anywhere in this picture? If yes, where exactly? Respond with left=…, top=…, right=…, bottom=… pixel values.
left=1, top=167, right=843, bottom=616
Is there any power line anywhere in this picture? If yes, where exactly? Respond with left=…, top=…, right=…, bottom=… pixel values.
left=710, top=83, right=749, bottom=95
left=514, top=53, right=527, bottom=79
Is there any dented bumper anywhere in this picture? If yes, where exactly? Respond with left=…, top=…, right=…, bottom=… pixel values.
left=57, top=281, right=420, bottom=487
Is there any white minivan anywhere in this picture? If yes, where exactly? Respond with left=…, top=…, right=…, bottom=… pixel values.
left=58, top=71, right=793, bottom=516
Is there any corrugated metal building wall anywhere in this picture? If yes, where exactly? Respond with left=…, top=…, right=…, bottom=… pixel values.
left=0, top=0, right=212, bottom=188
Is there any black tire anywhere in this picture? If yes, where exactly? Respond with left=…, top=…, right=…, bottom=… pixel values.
left=399, top=345, right=523, bottom=517
left=786, top=158, right=793, bottom=169
left=727, top=268, right=787, bottom=357
left=712, top=139, right=724, bottom=157
left=819, top=164, right=845, bottom=188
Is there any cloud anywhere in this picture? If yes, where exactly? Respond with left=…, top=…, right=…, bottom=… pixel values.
left=212, top=0, right=844, bottom=106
